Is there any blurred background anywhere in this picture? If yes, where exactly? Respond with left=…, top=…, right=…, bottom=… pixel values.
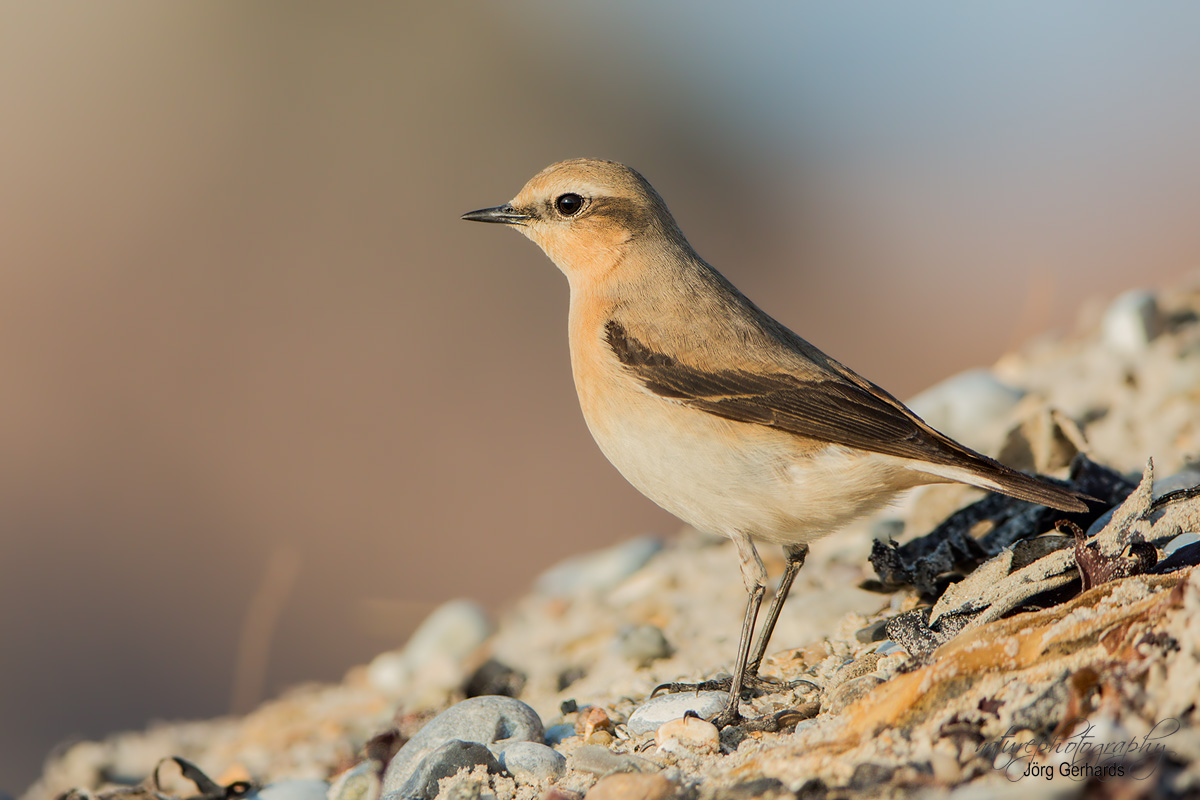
left=3, top=1, right=1199, bottom=790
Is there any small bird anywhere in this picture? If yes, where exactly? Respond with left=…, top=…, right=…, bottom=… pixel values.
left=463, top=158, right=1092, bottom=727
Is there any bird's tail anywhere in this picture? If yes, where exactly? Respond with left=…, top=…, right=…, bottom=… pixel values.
left=912, top=451, right=1096, bottom=513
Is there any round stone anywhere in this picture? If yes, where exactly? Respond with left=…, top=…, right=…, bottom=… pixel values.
left=498, top=742, right=566, bottom=784
left=626, top=691, right=728, bottom=735
left=380, top=695, right=543, bottom=796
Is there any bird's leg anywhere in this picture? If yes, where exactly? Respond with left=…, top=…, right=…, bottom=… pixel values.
left=651, top=533, right=766, bottom=709
left=710, top=533, right=767, bottom=728
left=651, top=538, right=818, bottom=728
left=745, top=543, right=816, bottom=691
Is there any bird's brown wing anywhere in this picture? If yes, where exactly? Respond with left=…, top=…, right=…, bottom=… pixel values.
left=604, top=320, right=1092, bottom=512
left=605, top=320, right=952, bottom=464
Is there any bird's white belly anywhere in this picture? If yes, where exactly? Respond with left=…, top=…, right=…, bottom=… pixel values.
left=579, top=383, right=922, bottom=545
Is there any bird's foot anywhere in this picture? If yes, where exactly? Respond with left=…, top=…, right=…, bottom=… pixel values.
left=704, top=703, right=812, bottom=732
left=650, top=677, right=734, bottom=697
left=736, top=707, right=811, bottom=733
left=651, top=673, right=818, bottom=700
left=707, top=704, right=743, bottom=729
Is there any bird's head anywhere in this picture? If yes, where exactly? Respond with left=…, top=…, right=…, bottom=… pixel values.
left=462, top=158, right=685, bottom=283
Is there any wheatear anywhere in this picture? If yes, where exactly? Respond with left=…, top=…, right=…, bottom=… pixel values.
left=463, top=158, right=1093, bottom=727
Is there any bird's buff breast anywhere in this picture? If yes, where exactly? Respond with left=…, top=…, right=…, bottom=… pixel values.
left=570, top=340, right=913, bottom=544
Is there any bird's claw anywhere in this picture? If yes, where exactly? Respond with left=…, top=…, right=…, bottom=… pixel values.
left=650, top=678, right=732, bottom=697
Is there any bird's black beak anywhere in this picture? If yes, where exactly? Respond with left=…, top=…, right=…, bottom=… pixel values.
left=461, top=205, right=532, bottom=225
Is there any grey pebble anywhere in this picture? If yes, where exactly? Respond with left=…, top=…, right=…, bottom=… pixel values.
left=498, top=742, right=566, bottom=784
left=247, top=780, right=329, bottom=800
left=626, top=691, right=728, bottom=735
left=535, top=536, right=662, bottom=596
left=567, top=744, right=658, bottom=776
left=854, top=619, right=890, bottom=644
left=393, top=740, right=499, bottom=800
left=381, top=695, right=543, bottom=796
left=613, top=624, right=672, bottom=665
left=544, top=723, right=577, bottom=747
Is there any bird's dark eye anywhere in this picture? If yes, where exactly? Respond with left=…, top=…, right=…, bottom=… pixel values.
left=555, top=193, right=584, bottom=216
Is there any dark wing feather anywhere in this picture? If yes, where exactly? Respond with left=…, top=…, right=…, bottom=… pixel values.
left=604, top=320, right=1093, bottom=512
left=605, top=319, right=945, bottom=463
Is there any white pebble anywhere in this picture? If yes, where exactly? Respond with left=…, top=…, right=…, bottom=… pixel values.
left=1102, top=289, right=1162, bottom=356
left=627, top=691, right=727, bottom=734
left=906, top=369, right=1024, bottom=452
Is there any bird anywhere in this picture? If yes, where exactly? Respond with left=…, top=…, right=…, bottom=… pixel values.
left=462, top=158, right=1094, bottom=727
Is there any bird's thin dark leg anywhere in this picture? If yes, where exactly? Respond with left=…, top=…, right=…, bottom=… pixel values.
left=710, top=580, right=763, bottom=728
left=650, top=537, right=814, bottom=728
left=745, top=543, right=809, bottom=678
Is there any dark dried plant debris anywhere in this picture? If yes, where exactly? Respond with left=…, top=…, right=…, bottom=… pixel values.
left=868, top=455, right=1134, bottom=595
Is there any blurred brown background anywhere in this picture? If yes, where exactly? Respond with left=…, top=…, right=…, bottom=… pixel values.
left=3, top=2, right=1199, bottom=790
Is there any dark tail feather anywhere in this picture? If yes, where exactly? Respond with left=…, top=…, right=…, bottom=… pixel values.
left=953, top=450, right=1097, bottom=512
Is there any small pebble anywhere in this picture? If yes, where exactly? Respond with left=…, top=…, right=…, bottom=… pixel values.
left=327, top=763, right=374, bottom=800
left=544, top=723, right=577, bottom=747
left=586, top=730, right=614, bottom=746
left=655, top=716, right=719, bottom=756
left=575, top=706, right=612, bottom=737
left=626, top=691, right=727, bottom=734
left=393, top=740, right=499, bottom=800
left=613, top=624, right=672, bottom=665
left=543, top=723, right=577, bottom=747
left=381, top=696, right=543, bottom=796
left=367, top=599, right=492, bottom=695
left=499, top=742, right=566, bottom=784
left=1102, top=289, right=1162, bottom=356
left=247, top=780, right=329, bottom=800
left=568, top=745, right=657, bottom=776
left=535, top=536, right=663, bottom=595
left=854, top=619, right=889, bottom=644
left=583, top=773, right=675, bottom=800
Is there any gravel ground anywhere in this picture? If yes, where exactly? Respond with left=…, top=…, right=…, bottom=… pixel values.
left=25, top=281, right=1200, bottom=800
